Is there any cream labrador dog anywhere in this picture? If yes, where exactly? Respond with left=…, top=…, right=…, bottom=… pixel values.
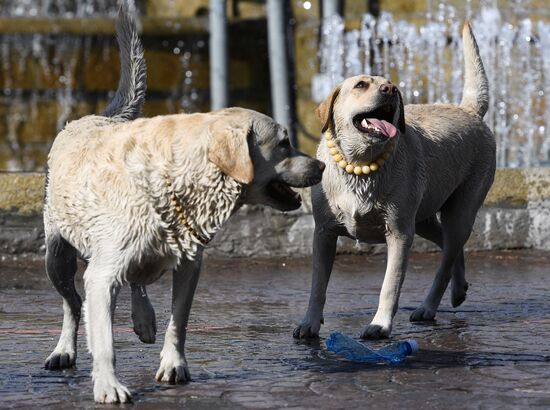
left=294, top=23, right=495, bottom=340
left=43, top=5, right=324, bottom=404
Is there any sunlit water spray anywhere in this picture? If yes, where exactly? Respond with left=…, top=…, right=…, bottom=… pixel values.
left=313, top=1, right=550, bottom=168
left=0, top=0, right=200, bottom=171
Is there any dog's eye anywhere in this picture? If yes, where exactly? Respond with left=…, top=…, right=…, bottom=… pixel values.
left=354, top=81, right=368, bottom=89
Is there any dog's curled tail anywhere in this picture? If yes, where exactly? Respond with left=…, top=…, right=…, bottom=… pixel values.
left=460, top=22, right=489, bottom=118
left=102, top=1, right=146, bottom=121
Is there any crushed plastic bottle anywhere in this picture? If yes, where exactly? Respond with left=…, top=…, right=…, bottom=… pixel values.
left=326, top=331, right=418, bottom=364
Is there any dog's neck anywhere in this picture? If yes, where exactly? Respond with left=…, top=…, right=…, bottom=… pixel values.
left=164, top=174, right=213, bottom=247
left=320, top=129, right=400, bottom=216
left=326, top=128, right=395, bottom=176
left=149, top=161, right=243, bottom=261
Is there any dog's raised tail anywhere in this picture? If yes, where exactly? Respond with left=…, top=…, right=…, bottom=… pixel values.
left=460, top=22, right=489, bottom=118
left=102, top=2, right=146, bottom=121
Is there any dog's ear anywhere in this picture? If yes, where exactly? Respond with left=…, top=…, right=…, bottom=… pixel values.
left=207, top=119, right=254, bottom=184
left=396, top=89, right=406, bottom=134
left=315, top=85, right=341, bottom=133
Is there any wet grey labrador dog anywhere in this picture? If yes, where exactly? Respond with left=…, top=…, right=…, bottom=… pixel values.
left=294, top=23, right=495, bottom=340
left=43, top=5, right=324, bottom=404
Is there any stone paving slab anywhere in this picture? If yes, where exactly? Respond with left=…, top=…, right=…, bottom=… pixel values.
left=1, top=250, right=550, bottom=409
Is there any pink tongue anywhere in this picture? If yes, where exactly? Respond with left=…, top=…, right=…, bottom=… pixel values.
left=367, top=118, right=397, bottom=138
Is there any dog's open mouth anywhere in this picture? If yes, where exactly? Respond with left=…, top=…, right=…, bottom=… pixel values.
left=352, top=103, right=398, bottom=138
left=267, top=180, right=301, bottom=209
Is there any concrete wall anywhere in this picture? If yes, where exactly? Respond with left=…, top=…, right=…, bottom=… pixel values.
left=1, top=168, right=549, bottom=259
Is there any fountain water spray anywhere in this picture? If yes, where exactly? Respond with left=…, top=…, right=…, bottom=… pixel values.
left=0, top=0, right=200, bottom=171
left=313, top=1, right=550, bottom=168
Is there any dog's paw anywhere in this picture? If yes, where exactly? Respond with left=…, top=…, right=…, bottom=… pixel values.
left=410, top=305, right=436, bottom=322
left=360, top=323, right=391, bottom=339
left=93, top=375, right=132, bottom=404
left=293, top=310, right=323, bottom=339
left=131, top=296, right=157, bottom=344
left=156, top=363, right=190, bottom=384
left=293, top=318, right=321, bottom=339
left=156, top=352, right=191, bottom=384
left=451, top=281, right=469, bottom=308
left=44, top=350, right=76, bottom=370
left=132, top=313, right=157, bottom=344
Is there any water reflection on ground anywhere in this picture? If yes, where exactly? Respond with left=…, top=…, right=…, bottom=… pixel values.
left=1, top=251, right=549, bottom=409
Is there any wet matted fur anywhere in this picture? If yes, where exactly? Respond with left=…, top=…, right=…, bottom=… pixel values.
left=43, top=4, right=324, bottom=404
left=294, top=23, right=495, bottom=340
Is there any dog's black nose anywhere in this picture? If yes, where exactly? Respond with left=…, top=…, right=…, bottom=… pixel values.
left=318, top=161, right=326, bottom=172
left=379, top=83, right=396, bottom=95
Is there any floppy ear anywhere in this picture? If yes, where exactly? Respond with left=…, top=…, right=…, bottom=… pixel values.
left=315, top=85, right=341, bottom=133
left=207, top=119, right=254, bottom=184
left=396, top=89, right=406, bottom=134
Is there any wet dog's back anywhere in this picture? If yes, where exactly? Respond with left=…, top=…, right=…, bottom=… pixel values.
left=404, top=104, right=496, bottom=221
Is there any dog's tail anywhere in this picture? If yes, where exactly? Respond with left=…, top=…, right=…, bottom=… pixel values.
left=102, top=2, right=146, bottom=121
left=460, top=22, right=489, bottom=118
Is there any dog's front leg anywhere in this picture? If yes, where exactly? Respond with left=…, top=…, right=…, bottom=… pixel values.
left=84, top=264, right=131, bottom=404
left=156, top=249, right=203, bottom=384
left=361, top=230, right=414, bottom=339
left=294, top=226, right=338, bottom=339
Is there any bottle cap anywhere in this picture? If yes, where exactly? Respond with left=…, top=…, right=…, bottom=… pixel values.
left=405, top=339, right=419, bottom=354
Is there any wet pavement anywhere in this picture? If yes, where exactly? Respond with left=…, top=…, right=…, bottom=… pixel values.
left=1, top=250, right=550, bottom=409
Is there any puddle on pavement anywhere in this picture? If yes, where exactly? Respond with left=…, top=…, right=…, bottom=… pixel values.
left=1, top=251, right=550, bottom=408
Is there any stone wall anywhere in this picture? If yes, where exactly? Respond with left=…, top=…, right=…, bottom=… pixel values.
left=1, top=168, right=548, bottom=260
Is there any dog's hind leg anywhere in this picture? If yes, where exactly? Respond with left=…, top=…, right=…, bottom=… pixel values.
left=415, top=216, right=468, bottom=308
left=44, top=234, right=81, bottom=370
left=450, top=253, right=467, bottom=307
left=130, top=284, right=157, bottom=344
left=411, top=192, right=478, bottom=322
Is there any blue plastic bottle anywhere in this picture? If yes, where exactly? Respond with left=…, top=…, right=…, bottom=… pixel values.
left=326, top=331, right=418, bottom=364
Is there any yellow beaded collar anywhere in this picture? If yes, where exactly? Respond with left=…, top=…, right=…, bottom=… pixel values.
left=164, top=174, right=211, bottom=246
left=325, top=130, right=394, bottom=176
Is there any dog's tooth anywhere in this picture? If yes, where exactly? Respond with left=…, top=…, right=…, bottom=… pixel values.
left=361, top=118, right=369, bottom=129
